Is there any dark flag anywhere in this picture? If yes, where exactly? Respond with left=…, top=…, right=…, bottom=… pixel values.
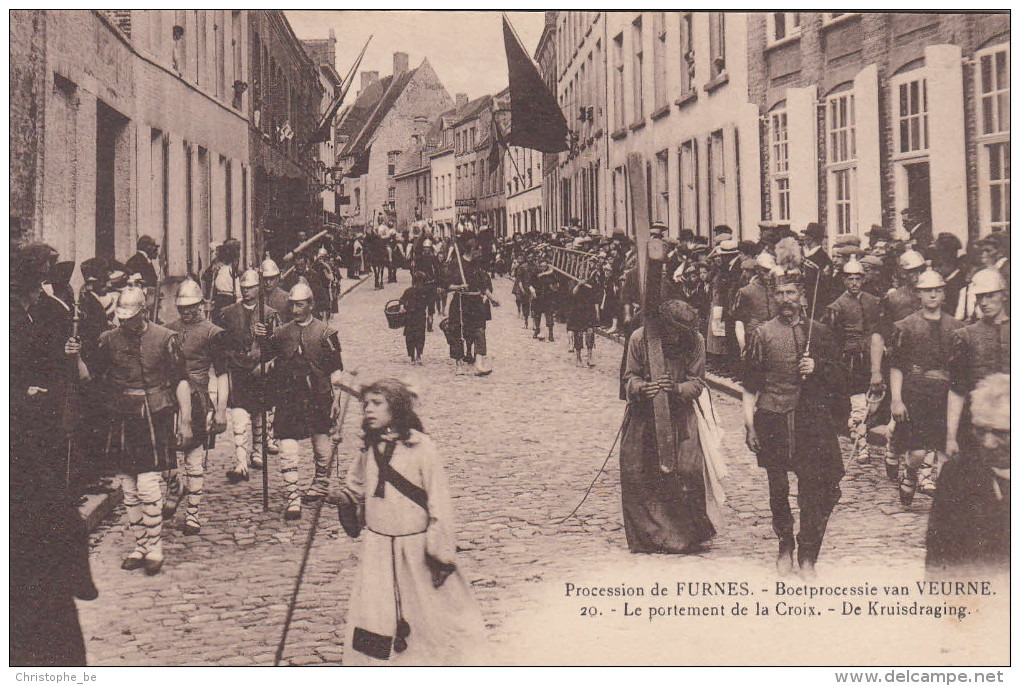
left=308, top=36, right=373, bottom=145
left=502, top=14, right=569, bottom=153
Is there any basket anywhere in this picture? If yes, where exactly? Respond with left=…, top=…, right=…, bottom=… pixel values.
left=384, top=300, right=406, bottom=329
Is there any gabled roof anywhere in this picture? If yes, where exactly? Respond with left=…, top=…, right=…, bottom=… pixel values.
left=340, top=66, right=419, bottom=159
left=336, top=74, right=394, bottom=143
left=452, top=94, right=493, bottom=127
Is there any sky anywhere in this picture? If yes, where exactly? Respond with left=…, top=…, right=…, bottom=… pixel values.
left=285, top=11, right=546, bottom=102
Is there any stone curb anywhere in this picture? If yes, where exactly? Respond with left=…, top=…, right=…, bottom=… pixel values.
left=81, top=273, right=373, bottom=533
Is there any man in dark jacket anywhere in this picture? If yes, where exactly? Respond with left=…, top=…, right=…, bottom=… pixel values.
left=11, top=243, right=98, bottom=665
left=743, top=266, right=846, bottom=579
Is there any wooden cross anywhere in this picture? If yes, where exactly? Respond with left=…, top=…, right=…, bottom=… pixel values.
left=627, top=152, right=677, bottom=474
left=547, top=245, right=597, bottom=284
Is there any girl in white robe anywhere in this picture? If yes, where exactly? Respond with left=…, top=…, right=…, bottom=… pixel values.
left=338, top=378, right=487, bottom=665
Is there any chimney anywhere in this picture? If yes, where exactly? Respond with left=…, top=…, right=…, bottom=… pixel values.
left=393, top=52, right=409, bottom=76
left=455, top=93, right=468, bottom=110
left=360, top=70, right=380, bottom=93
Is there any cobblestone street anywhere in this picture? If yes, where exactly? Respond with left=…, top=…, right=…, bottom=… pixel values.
left=79, top=272, right=937, bottom=666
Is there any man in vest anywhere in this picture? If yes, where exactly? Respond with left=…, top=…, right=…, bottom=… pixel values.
left=870, top=249, right=926, bottom=479
left=162, top=280, right=229, bottom=534
left=220, top=269, right=280, bottom=482
left=90, top=287, right=189, bottom=575
left=946, top=268, right=1010, bottom=461
left=261, top=257, right=291, bottom=323
left=742, top=264, right=846, bottom=580
left=256, top=282, right=344, bottom=520
left=887, top=270, right=962, bottom=506
left=734, top=251, right=777, bottom=358
left=826, top=256, right=881, bottom=462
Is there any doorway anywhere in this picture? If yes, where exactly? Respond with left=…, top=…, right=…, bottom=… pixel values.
left=95, top=101, right=128, bottom=260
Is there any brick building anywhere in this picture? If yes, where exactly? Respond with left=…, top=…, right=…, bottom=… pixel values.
left=336, top=54, right=452, bottom=231
left=428, top=106, right=460, bottom=237
left=248, top=11, right=324, bottom=260
left=535, top=11, right=560, bottom=232
left=11, top=10, right=252, bottom=301
left=505, top=145, right=542, bottom=235
left=555, top=12, right=609, bottom=234
left=477, top=89, right=510, bottom=236
left=301, top=31, right=342, bottom=226
left=605, top=11, right=761, bottom=240
left=748, top=12, right=1010, bottom=247
left=392, top=115, right=434, bottom=233
left=452, top=93, right=509, bottom=234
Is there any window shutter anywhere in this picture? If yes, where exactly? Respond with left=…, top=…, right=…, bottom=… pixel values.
left=854, top=64, right=882, bottom=239
left=786, top=85, right=819, bottom=232
left=926, top=45, right=968, bottom=247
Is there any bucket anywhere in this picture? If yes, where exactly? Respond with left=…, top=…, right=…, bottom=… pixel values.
left=384, top=300, right=406, bottom=329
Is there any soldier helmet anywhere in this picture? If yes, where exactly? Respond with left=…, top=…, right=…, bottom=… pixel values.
left=915, top=269, right=946, bottom=290
left=898, top=250, right=926, bottom=272
left=288, top=281, right=314, bottom=302
left=423, top=239, right=433, bottom=248
left=176, top=279, right=204, bottom=306
left=843, top=256, right=864, bottom=276
left=115, top=286, right=147, bottom=320
left=260, top=258, right=280, bottom=277
left=969, top=268, right=1006, bottom=296
left=239, top=269, right=260, bottom=288
left=860, top=254, right=884, bottom=268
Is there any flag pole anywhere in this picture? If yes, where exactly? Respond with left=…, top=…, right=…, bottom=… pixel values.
left=493, top=121, right=527, bottom=189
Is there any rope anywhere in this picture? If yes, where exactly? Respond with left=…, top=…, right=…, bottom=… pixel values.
left=556, top=406, right=629, bottom=525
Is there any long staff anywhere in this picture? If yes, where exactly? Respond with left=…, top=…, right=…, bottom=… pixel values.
left=274, top=373, right=359, bottom=666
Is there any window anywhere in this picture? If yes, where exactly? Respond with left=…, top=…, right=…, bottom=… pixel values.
left=985, top=142, right=1010, bottom=232
left=679, top=13, right=694, bottom=96
left=613, top=33, right=625, bottom=130
left=678, top=140, right=698, bottom=233
left=896, top=76, right=929, bottom=154
left=480, top=159, right=487, bottom=195
left=976, top=45, right=1010, bottom=233
left=632, top=17, right=644, bottom=122
left=652, top=12, right=667, bottom=110
left=387, top=151, right=399, bottom=177
left=827, top=92, right=858, bottom=235
left=655, top=149, right=670, bottom=224
left=708, top=131, right=726, bottom=228
left=770, top=110, right=791, bottom=222
left=709, top=13, right=726, bottom=79
left=979, top=47, right=1009, bottom=136
left=767, top=12, right=801, bottom=44
left=612, top=165, right=628, bottom=232
left=388, top=186, right=396, bottom=200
